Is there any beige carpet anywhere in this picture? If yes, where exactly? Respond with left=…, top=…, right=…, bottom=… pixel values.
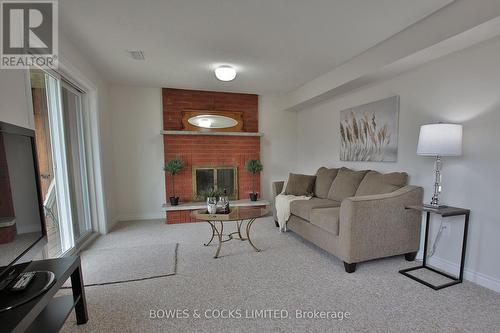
left=61, top=218, right=500, bottom=333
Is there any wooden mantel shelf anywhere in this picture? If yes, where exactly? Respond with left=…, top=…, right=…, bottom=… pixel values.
left=163, top=199, right=270, bottom=211
left=161, top=130, right=263, bottom=137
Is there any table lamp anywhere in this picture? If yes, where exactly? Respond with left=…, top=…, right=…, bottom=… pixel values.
left=417, top=123, right=463, bottom=207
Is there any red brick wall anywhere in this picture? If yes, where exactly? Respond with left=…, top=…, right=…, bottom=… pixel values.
left=164, top=134, right=260, bottom=202
left=165, top=210, right=199, bottom=224
left=163, top=88, right=258, bottom=132
left=163, top=88, right=260, bottom=224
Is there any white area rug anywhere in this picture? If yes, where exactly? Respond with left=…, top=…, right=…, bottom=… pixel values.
left=67, top=243, right=177, bottom=287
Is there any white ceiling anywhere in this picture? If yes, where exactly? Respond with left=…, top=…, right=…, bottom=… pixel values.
left=60, top=0, right=452, bottom=94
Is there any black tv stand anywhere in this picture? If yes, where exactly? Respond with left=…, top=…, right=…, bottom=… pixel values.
left=0, top=256, right=88, bottom=333
left=0, top=271, right=56, bottom=311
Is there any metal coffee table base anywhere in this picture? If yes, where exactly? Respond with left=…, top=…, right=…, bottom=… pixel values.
left=203, top=218, right=260, bottom=258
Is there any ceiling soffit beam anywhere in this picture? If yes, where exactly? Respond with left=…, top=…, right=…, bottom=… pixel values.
left=282, top=0, right=500, bottom=112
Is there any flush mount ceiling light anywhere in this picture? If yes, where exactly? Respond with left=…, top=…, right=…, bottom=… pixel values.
left=214, top=65, right=236, bottom=81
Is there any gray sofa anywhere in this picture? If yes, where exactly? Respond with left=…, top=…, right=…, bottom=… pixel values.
left=272, top=167, right=423, bottom=273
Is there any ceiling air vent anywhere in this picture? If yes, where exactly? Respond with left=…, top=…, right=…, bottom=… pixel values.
left=129, top=50, right=145, bottom=61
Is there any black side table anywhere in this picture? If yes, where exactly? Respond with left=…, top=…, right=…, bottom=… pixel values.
left=0, top=256, right=88, bottom=332
left=399, top=205, right=470, bottom=290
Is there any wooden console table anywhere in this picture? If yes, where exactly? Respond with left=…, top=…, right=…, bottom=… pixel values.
left=400, top=205, right=470, bottom=290
left=0, top=256, right=88, bottom=332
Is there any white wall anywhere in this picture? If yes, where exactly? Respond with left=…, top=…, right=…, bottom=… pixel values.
left=0, top=70, right=32, bottom=128
left=108, top=85, right=165, bottom=221
left=259, top=95, right=297, bottom=199
left=295, top=36, right=500, bottom=291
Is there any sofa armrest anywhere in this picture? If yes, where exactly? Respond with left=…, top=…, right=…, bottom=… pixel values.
left=272, top=181, right=285, bottom=198
left=272, top=181, right=285, bottom=222
left=339, top=185, right=423, bottom=263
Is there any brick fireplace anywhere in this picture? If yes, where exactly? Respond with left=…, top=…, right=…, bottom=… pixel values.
left=163, top=88, right=260, bottom=224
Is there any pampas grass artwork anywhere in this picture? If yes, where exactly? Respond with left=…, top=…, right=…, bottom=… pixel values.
left=340, top=96, right=399, bottom=162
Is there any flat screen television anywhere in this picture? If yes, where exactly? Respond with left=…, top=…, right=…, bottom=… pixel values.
left=0, top=121, right=47, bottom=292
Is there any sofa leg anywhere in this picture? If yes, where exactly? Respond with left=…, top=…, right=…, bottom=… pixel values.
left=344, top=262, right=356, bottom=273
left=405, top=251, right=418, bottom=261
left=274, top=220, right=279, bottom=228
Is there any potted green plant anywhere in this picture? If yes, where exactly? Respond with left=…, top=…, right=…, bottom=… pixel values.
left=245, top=159, right=263, bottom=201
left=164, top=158, right=184, bottom=206
left=202, top=188, right=221, bottom=214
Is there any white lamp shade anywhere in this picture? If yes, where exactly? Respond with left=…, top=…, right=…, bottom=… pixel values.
left=417, top=123, right=463, bottom=156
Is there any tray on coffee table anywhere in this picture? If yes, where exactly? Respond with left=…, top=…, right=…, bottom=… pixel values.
left=194, top=207, right=238, bottom=220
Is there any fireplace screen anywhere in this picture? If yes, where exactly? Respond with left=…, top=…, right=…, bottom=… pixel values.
left=192, top=166, right=238, bottom=201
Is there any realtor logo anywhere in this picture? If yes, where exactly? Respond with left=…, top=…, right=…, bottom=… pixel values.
left=1, top=0, right=58, bottom=69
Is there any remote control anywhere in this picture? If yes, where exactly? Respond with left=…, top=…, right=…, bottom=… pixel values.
left=9, top=271, right=36, bottom=292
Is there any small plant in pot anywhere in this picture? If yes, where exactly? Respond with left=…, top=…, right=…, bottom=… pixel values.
left=245, top=159, right=263, bottom=201
left=164, top=158, right=184, bottom=206
left=202, top=188, right=221, bottom=214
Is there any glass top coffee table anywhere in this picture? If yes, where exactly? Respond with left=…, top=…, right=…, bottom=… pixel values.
left=191, top=207, right=269, bottom=258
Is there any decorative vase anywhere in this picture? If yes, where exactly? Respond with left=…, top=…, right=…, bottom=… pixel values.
left=249, top=192, right=258, bottom=201
left=169, top=196, right=179, bottom=206
left=207, top=197, right=217, bottom=214
left=219, top=189, right=230, bottom=214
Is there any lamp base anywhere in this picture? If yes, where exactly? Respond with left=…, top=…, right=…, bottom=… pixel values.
left=429, top=156, right=443, bottom=207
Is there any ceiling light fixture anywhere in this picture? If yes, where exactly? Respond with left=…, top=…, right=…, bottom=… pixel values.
left=129, top=50, right=145, bottom=60
left=215, top=65, right=236, bottom=81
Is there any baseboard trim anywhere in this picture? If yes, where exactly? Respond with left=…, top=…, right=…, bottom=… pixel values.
left=415, top=252, right=500, bottom=293
left=107, top=216, right=118, bottom=232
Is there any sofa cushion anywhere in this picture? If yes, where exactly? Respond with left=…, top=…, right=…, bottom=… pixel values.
left=355, top=171, right=408, bottom=196
left=327, top=168, right=369, bottom=201
left=290, top=198, right=340, bottom=221
left=314, top=167, right=340, bottom=199
left=283, top=173, right=316, bottom=196
left=310, top=207, right=340, bottom=235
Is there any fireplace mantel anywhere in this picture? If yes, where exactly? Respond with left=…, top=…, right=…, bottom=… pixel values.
left=161, top=130, right=263, bottom=137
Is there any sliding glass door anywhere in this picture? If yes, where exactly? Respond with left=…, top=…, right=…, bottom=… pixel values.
left=61, top=82, right=92, bottom=242
left=29, top=69, right=93, bottom=257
